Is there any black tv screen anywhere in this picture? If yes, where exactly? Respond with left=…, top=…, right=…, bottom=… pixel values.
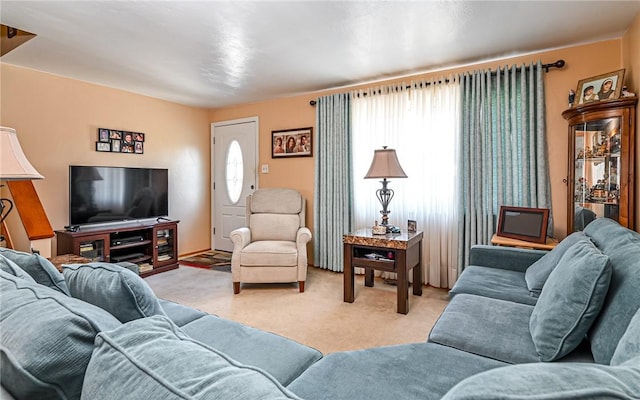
left=69, top=166, right=168, bottom=226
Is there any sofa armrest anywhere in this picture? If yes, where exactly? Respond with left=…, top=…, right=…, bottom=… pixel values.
left=468, top=245, right=547, bottom=273
left=230, top=228, right=251, bottom=250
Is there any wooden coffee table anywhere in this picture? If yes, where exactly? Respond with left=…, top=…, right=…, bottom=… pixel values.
left=343, top=229, right=423, bottom=314
left=48, top=254, right=91, bottom=272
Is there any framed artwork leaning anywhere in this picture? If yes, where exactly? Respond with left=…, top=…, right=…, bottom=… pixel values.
left=576, top=69, right=625, bottom=105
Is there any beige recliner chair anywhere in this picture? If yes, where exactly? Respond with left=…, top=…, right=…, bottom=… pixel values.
left=230, top=188, right=312, bottom=294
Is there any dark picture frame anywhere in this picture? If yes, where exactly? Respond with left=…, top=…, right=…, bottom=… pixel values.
left=407, top=219, right=417, bottom=233
left=98, top=128, right=110, bottom=142
left=496, top=206, right=550, bottom=244
left=272, top=127, right=312, bottom=158
left=97, top=127, right=146, bottom=154
left=576, top=69, right=625, bottom=106
left=96, top=141, right=111, bottom=152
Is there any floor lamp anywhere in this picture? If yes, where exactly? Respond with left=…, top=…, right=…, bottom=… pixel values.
left=0, top=126, right=44, bottom=243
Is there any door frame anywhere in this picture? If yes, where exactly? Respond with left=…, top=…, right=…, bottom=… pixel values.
left=211, top=116, right=259, bottom=251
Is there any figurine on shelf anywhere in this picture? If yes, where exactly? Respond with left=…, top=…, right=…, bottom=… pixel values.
left=575, top=177, right=588, bottom=201
left=568, top=89, right=576, bottom=107
left=576, top=148, right=584, bottom=159
left=595, top=142, right=607, bottom=157
left=621, top=86, right=636, bottom=98
left=590, top=180, right=607, bottom=201
left=585, top=146, right=593, bottom=158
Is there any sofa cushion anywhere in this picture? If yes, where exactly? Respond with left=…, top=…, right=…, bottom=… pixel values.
left=250, top=214, right=300, bottom=242
left=288, top=342, right=506, bottom=400
left=0, top=254, right=36, bottom=283
left=610, top=308, right=640, bottom=366
left=181, top=314, right=322, bottom=386
left=81, top=316, right=301, bottom=400
left=0, top=270, right=121, bottom=400
left=529, top=239, right=611, bottom=361
left=251, top=188, right=302, bottom=214
left=0, top=248, right=70, bottom=295
left=584, top=217, right=640, bottom=364
left=241, top=240, right=298, bottom=267
left=63, top=262, right=167, bottom=323
left=158, top=298, right=208, bottom=327
left=449, top=265, right=536, bottom=305
left=428, top=294, right=539, bottom=364
left=524, top=231, right=585, bottom=294
left=441, top=361, right=640, bottom=399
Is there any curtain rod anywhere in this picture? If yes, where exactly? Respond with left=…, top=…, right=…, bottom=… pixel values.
left=309, top=59, right=565, bottom=106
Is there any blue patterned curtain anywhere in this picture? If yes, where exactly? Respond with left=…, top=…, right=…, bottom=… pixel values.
left=314, top=93, right=353, bottom=272
left=457, top=61, right=551, bottom=269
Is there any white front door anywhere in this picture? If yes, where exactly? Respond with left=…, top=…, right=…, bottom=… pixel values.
left=212, top=117, right=258, bottom=252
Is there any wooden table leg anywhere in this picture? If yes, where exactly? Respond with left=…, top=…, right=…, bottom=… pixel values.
left=343, top=243, right=355, bottom=303
left=413, top=243, right=423, bottom=296
left=364, top=268, right=374, bottom=287
left=396, top=249, right=408, bottom=314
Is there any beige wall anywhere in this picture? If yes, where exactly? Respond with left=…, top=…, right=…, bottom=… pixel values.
left=1, top=34, right=637, bottom=260
left=211, top=39, right=632, bottom=245
left=0, top=64, right=212, bottom=256
left=622, top=11, right=640, bottom=229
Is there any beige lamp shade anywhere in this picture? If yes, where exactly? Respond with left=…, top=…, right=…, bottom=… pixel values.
left=0, top=126, right=44, bottom=180
left=364, top=147, right=407, bottom=179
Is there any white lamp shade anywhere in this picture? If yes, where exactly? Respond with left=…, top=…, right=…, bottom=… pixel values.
left=364, top=147, right=407, bottom=179
left=0, top=126, right=44, bottom=180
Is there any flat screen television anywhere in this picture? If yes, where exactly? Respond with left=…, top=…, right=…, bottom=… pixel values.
left=69, top=165, right=168, bottom=226
left=496, top=206, right=550, bottom=244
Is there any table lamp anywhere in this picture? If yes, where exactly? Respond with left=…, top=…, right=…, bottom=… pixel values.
left=364, top=146, right=407, bottom=231
left=0, top=126, right=44, bottom=231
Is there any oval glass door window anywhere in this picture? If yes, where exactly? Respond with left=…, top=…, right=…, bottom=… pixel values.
left=225, top=140, right=243, bottom=203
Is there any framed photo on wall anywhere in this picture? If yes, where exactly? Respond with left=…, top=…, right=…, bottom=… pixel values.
left=96, top=142, right=111, bottom=152
left=272, top=127, right=313, bottom=158
left=576, top=69, right=625, bottom=105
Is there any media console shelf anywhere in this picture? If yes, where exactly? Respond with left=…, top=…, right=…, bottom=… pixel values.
left=55, top=220, right=179, bottom=277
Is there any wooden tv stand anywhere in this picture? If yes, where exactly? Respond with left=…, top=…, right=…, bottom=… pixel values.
left=56, top=220, right=179, bottom=277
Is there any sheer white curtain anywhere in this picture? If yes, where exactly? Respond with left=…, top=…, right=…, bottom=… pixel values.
left=352, top=78, right=461, bottom=288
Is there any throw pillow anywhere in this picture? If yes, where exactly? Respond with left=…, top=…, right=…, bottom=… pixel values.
left=529, top=239, right=611, bottom=361
left=610, top=308, right=640, bottom=366
left=81, top=316, right=302, bottom=400
left=63, top=262, right=167, bottom=323
left=0, top=270, right=121, bottom=400
left=524, top=231, right=585, bottom=295
left=0, top=254, right=36, bottom=283
left=441, top=362, right=640, bottom=399
left=0, top=247, right=70, bottom=295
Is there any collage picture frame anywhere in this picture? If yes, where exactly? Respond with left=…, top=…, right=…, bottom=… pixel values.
left=271, top=127, right=313, bottom=158
left=97, top=128, right=145, bottom=154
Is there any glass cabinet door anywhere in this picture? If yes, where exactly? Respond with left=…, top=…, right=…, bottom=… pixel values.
left=564, top=97, right=636, bottom=234
left=77, top=234, right=107, bottom=261
left=153, top=223, right=177, bottom=268
left=572, top=117, right=621, bottom=231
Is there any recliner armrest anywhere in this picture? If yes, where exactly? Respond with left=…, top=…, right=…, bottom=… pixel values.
left=469, top=244, right=547, bottom=273
left=230, top=227, right=251, bottom=250
left=296, top=227, right=312, bottom=245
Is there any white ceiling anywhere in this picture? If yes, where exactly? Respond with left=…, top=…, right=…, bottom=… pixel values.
left=1, top=1, right=640, bottom=109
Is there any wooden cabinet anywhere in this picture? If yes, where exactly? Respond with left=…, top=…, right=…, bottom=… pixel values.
left=562, top=98, right=637, bottom=233
left=56, top=220, right=179, bottom=277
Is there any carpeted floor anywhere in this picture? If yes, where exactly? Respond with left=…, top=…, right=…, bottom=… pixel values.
left=179, top=250, right=232, bottom=272
left=146, top=266, right=450, bottom=355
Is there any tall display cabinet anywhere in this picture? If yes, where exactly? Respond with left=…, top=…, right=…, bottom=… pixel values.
left=562, top=97, right=637, bottom=233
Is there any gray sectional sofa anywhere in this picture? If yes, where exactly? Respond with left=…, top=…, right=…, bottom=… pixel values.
left=1, top=217, right=639, bottom=399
